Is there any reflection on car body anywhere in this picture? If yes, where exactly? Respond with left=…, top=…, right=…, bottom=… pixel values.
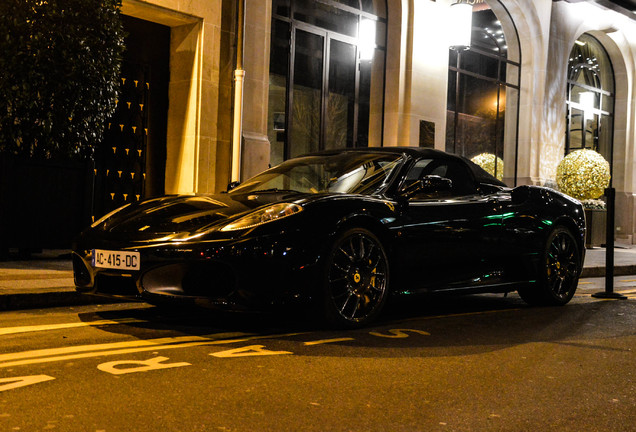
left=73, top=148, right=586, bottom=328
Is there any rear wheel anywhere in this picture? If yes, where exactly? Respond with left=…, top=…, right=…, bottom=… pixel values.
left=320, top=228, right=389, bottom=328
left=518, top=226, right=581, bottom=306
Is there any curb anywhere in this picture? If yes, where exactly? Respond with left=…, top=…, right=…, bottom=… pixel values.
left=581, top=266, right=636, bottom=278
left=1, top=266, right=634, bottom=312
left=0, top=264, right=636, bottom=311
left=0, top=291, right=123, bottom=312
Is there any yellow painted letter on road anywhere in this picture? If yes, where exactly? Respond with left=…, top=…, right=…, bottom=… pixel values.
left=210, top=345, right=292, bottom=358
left=369, top=329, right=431, bottom=338
left=97, top=356, right=191, bottom=375
left=0, top=375, right=55, bottom=392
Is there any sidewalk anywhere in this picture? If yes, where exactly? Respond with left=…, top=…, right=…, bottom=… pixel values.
left=0, top=246, right=635, bottom=311
left=0, top=250, right=91, bottom=311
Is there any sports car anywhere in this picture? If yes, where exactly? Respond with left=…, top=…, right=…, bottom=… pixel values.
left=73, top=147, right=586, bottom=327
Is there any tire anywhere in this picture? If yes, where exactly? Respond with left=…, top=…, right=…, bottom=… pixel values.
left=518, top=226, right=581, bottom=306
left=319, top=227, right=390, bottom=328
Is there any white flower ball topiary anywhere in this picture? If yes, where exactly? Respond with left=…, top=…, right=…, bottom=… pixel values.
left=556, top=149, right=610, bottom=200
left=471, top=153, right=504, bottom=181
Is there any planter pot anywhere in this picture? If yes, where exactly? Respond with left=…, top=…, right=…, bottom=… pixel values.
left=584, top=208, right=607, bottom=248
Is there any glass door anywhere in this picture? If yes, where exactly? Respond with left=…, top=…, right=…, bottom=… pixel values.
left=289, top=29, right=324, bottom=159
left=289, top=31, right=359, bottom=157
left=269, top=0, right=387, bottom=163
left=326, top=39, right=357, bottom=150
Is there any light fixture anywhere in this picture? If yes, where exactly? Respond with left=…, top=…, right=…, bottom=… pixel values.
left=448, top=1, right=473, bottom=50
left=359, top=18, right=376, bottom=61
left=580, top=91, right=595, bottom=121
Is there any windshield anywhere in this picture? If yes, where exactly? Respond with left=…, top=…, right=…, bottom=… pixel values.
left=230, top=152, right=404, bottom=195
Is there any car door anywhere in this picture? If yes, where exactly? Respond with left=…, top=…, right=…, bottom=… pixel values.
left=393, top=157, right=503, bottom=291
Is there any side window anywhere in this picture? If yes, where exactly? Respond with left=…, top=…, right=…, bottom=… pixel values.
left=444, top=160, right=478, bottom=196
left=404, top=159, right=434, bottom=183
left=402, top=158, right=477, bottom=198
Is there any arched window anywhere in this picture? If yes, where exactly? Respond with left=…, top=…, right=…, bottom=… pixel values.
left=446, top=2, right=520, bottom=183
left=566, top=34, right=615, bottom=160
left=268, top=0, right=387, bottom=165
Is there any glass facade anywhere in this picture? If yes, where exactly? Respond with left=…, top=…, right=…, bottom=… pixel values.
left=446, top=5, right=520, bottom=182
left=566, top=34, right=615, bottom=161
left=268, top=0, right=387, bottom=165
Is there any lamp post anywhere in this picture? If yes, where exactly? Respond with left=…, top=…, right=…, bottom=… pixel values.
left=592, top=193, right=626, bottom=300
left=592, top=101, right=626, bottom=300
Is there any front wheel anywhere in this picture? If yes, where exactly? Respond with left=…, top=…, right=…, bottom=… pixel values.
left=518, top=226, right=581, bottom=306
left=320, top=228, right=390, bottom=328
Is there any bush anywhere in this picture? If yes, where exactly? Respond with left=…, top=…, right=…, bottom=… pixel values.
left=0, top=0, right=125, bottom=160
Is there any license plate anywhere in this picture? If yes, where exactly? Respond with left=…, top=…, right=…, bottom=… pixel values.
left=92, top=249, right=140, bottom=271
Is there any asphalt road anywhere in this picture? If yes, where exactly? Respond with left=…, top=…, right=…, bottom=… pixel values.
left=1, top=289, right=634, bottom=432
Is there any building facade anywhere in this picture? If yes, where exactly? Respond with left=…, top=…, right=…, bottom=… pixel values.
left=113, top=0, right=636, bottom=244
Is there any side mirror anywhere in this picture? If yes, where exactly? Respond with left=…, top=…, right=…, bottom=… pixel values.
left=511, top=185, right=530, bottom=205
left=401, top=175, right=453, bottom=199
left=226, top=181, right=241, bottom=192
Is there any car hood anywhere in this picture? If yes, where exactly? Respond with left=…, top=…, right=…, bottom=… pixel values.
left=92, top=191, right=308, bottom=239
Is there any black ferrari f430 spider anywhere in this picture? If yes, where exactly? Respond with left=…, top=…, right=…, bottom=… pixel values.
left=73, top=148, right=586, bottom=327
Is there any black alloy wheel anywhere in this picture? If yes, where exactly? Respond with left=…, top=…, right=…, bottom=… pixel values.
left=321, top=228, right=389, bottom=328
left=519, top=226, right=581, bottom=306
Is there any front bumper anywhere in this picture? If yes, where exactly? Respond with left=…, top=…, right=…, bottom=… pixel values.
left=72, top=234, right=322, bottom=310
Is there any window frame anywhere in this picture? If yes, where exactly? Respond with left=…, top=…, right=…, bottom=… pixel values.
left=269, top=0, right=387, bottom=163
left=565, top=33, right=615, bottom=162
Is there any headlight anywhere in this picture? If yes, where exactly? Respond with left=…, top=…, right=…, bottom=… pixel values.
left=220, top=203, right=303, bottom=232
left=91, top=204, right=131, bottom=228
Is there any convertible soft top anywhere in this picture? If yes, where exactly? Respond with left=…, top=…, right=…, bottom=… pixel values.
left=305, top=146, right=508, bottom=188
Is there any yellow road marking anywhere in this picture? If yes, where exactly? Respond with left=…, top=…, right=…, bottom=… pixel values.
left=0, top=318, right=148, bottom=336
left=211, top=345, right=292, bottom=357
left=369, top=329, right=431, bottom=338
left=0, top=332, right=303, bottom=369
left=0, top=375, right=55, bottom=392
left=304, top=338, right=355, bottom=346
left=408, top=308, right=522, bottom=322
left=0, top=274, right=72, bottom=281
left=0, top=332, right=250, bottom=363
left=97, top=356, right=191, bottom=375
left=0, top=306, right=568, bottom=370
